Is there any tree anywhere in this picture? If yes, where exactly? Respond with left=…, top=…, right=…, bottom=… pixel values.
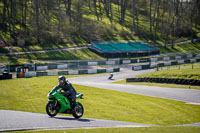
left=103, top=0, right=113, bottom=23
left=149, top=0, right=153, bottom=33
left=32, top=0, right=41, bottom=43
left=120, top=0, right=128, bottom=24
left=93, top=0, right=99, bottom=21
left=63, top=0, right=72, bottom=23
left=131, top=0, right=139, bottom=32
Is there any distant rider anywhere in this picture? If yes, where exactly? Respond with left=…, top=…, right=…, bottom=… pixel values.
left=57, top=76, right=77, bottom=110
left=108, top=73, right=113, bottom=80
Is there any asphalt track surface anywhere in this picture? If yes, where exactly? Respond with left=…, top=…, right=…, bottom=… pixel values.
left=0, top=110, right=155, bottom=132
left=1, top=67, right=200, bottom=131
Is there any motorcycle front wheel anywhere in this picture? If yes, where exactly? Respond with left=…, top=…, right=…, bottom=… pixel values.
left=46, top=101, right=59, bottom=117
left=72, top=102, right=84, bottom=119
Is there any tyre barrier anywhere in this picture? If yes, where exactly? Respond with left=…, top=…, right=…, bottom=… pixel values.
left=0, top=74, right=12, bottom=80
left=126, top=78, right=200, bottom=86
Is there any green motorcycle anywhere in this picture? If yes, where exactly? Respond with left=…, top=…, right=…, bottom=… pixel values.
left=46, top=86, right=84, bottom=118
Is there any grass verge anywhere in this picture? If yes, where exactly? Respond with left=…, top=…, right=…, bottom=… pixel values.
left=11, top=126, right=200, bottom=133
left=0, top=76, right=200, bottom=126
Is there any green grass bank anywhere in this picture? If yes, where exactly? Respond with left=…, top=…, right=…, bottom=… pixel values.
left=11, top=126, right=200, bottom=133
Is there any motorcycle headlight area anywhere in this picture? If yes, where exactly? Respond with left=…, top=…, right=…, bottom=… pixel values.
left=48, top=92, right=56, bottom=97
left=51, top=92, right=57, bottom=96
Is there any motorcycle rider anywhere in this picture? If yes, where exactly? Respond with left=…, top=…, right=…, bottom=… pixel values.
left=108, top=73, right=113, bottom=80
left=57, top=75, right=77, bottom=111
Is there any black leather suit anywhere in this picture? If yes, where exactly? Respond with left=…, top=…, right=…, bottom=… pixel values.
left=57, top=80, right=76, bottom=109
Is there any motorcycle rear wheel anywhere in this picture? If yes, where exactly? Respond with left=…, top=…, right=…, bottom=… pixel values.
left=72, top=102, right=84, bottom=119
left=46, top=101, right=58, bottom=117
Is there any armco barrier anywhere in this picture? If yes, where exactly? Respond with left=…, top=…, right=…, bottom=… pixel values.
left=132, top=58, right=200, bottom=71
left=78, top=70, right=88, bottom=74
left=48, top=72, right=58, bottom=76
left=8, top=53, right=200, bottom=72
left=150, top=58, right=158, bottom=62
left=191, top=59, right=196, bottom=63
left=58, top=71, right=68, bottom=75
left=150, top=63, right=157, bottom=68
left=98, top=61, right=106, bottom=65
left=57, top=64, right=68, bottom=69
left=0, top=74, right=12, bottom=80
left=24, top=72, right=37, bottom=77
left=132, top=66, right=142, bottom=71
left=171, top=61, right=178, bottom=65
left=170, top=56, right=175, bottom=60
left=37, top=72, right=48, bottom=76
left=158, top=63, right=164, bottom=67
left=106, top=68, right=115, bottom=73
left=88, top=62, right=98, bottom=66
left=88, top=69, right=97, bottom=74
left=78, top=62, right=88, bottom=66
left=184, top=59, right=190, bottom=64
left=142, top=65, right=150, bottom=70
left=21, top=67, right=120, bottom=78
left=97, top=69, right=106, bottom=73
left=68, top=70, right=79, bottom=75
left=48, top=64, right=57, bottom=69
left=139, top=58, right=149, bottom=63
left=126, top=77, right=200, bottom=86
left=114, top=68, right=120, bottom=72
left=122, top=60, right=131, bottom=64
left=131, top=59, right=138, bottom=63
left=37, top=66, right=48, bottom=71
left=106, top=60, right=116, bottom=65
left=177, top=60, right=184, bottom=64
left=164, top=62, right=171, bottom=66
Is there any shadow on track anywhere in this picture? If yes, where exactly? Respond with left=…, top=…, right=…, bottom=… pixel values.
left=52, top=116, right=92, bottom=122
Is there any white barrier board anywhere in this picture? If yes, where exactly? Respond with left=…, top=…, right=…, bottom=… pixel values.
left=176, top=56, right=181, bottom=60
left=122, top=60, right=131, bottom=64
left=150, top=58, right=158, bottom=62
left=37, top=66, right=48, bottom=71
left=106, top=68, right=114, bottom=73
left=57, top=64, right=68, bottom=69
left=134, top=66, right=142, bottom=70
left=48, top=72, right=58, bottom=76
left=187, top=55, right=192, bottom=58
left=24, top=72, right=37, bottom=77
left=106, top=61, right=115, bottom=65
left=178, top=60, right=184, bottom=64
left=68, top=70, right=79, bottom=75
left=150, top=64, right=157, bottom=68
left=88, top=62, right=98, bottom=66
left=88, top=69, right=97, bottom=74
left=190, top=59, right=196, bottom=63
left=164, top=62, right=171, bottom=66
left=163, top=57, right=170, bottom=61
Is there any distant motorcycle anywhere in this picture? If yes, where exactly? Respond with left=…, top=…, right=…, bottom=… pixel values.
left=46, top=86, right=84, bottom=118
left=108, top=73, right=113, bottom=80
